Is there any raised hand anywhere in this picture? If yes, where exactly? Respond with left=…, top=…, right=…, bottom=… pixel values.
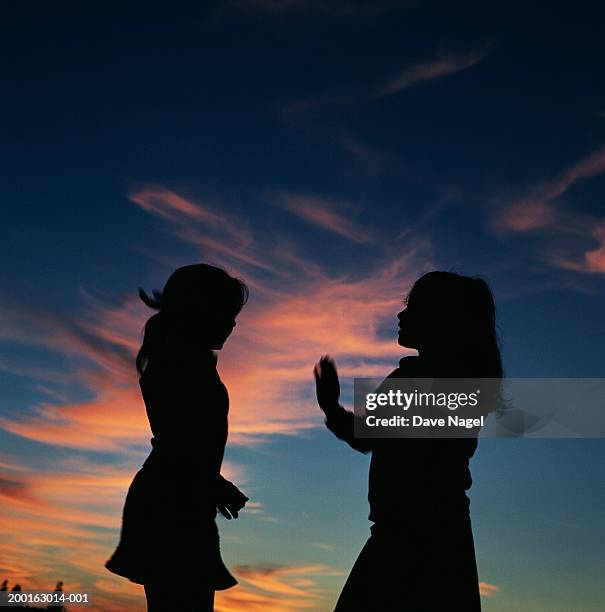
left=313, top=355, right=341, bottom=416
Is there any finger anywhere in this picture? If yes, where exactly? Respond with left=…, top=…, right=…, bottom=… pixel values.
left=320, top=356, right=335, bottom=371
left=226, top=503, right=240, bottom=518
left=217, top=505, right=232, bottom=520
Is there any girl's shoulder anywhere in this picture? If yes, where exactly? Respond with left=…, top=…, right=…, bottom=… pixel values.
left=387, top=355, right=421, bottom=378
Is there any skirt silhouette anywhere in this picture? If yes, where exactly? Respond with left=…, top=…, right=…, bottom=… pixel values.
left=335, top=502, right=481, bottom=611
left=105, top=464, right=237, bottom=590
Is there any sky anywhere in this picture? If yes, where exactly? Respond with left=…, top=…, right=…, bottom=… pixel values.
left=1, top=1, right=605, bottom=610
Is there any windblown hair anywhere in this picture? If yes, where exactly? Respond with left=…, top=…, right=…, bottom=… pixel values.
left=135, top=264, right=249, bottom=376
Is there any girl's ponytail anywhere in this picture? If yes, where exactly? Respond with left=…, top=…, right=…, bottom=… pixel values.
left=136, top=289, right=166, bottom=376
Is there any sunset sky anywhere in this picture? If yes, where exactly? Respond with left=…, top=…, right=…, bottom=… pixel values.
left=1, top=2, right=605, bottom=610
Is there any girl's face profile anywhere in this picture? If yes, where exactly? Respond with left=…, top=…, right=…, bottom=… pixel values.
left=397, top=281, right=464, bottom=351
left=396, top=290, right=433, bottom=350
left=397, top=300, right=420, bottom=349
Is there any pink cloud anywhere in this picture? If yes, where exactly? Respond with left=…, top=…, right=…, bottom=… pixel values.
left=276, top=193, right=370, bottom=243
left=551, top=224, right=605, bottom=274
left=479, top=581, right=501, bottom=597
left=491, top=146, right=605, bottom=275
left=492, top=146, right=605, bottom=235
left=492, top=200, right=558, bottom=233
left=216, top=563, right=343, bottom=611
left=284, top=46, right=490, bottom=115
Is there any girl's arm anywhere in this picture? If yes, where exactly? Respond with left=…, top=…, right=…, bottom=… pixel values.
left=314, top=356, right=374, bottom=454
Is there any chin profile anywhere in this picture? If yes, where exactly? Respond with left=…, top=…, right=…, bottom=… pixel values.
left=210, top=336, right=229, bottom=350
left=397, top=331, right=416, bottom=349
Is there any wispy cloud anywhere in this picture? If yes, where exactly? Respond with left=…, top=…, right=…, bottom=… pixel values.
left=493, top=145, right=605, bottom=234
left=374, top=48, right=489, bottom=99
left=552, top=223, right=605, bottom=274
left=130, top=185, right=250, bottom=247
left=284, top=47, right=490, bottom=115
left=216, top=563, right=343, bottom=611
left=490, top=145, right=605, bottom=275
left=276, top=193, right=371, bottom=243
left=479, top=581, right=501, bottom=597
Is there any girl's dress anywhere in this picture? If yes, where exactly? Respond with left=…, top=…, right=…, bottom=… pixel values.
left=325, top=356, right=482, bottom=611
left=104, top=346, right=237, bottom=590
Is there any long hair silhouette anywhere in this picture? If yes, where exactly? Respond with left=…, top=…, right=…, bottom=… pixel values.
left=105, top=263, right=249, bottom=612
left=315, top=270, right=502, bottom=611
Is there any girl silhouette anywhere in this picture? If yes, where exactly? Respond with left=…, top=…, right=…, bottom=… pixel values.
left=105, top=264, right=249, bottom=612
left=314, top=271, right=502, bottom=611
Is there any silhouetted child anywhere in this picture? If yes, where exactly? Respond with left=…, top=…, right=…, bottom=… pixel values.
left=314, top=271, right=502, bottom=611
left=105, top=264, right=249, bottom=612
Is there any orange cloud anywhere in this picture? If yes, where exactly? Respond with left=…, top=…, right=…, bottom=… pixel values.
left=215, top=563, right=343, bottom=612
left=0, top=445, right=247, bottom=611
left=479, top=581, right=501, bottom=597
left=0, top=476, right=35, bottom=504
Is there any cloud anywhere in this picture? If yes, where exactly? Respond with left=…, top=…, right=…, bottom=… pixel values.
left=0, top=454, right=136, bottom=596
left=0, top=476, right=35, bottom=504
left=490, top=146, right=605, bottom=275
left=491, top=200, right=559, bottom=233
left=374, top=49, right=489, bottom=99
left=284, top=47, right=490, bottom=115
left=493, top=146, right=605, bottom=234
left=479, top=581, right=501, bottom=597
left=276, top=193, right=371, bottom=243
left=215, top=563, right=343, bottom=611
left=310, top=541, right=335, bottom=551
left=130, top=185, right=250, bottom=247
left=552, top=223, right=605, bottom=274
